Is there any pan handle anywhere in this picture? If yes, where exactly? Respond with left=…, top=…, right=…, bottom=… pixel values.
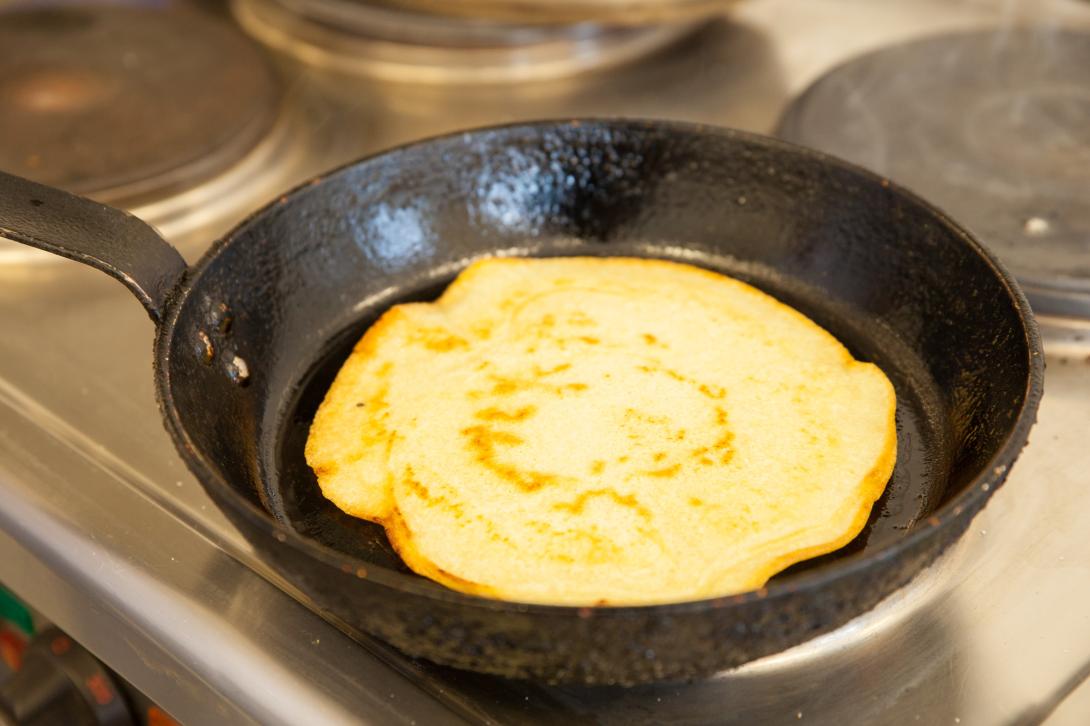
left=0, top=171, right=187, bottom=325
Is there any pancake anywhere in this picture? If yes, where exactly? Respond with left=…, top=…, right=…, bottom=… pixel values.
left=305, top=257, right=897, bottom=606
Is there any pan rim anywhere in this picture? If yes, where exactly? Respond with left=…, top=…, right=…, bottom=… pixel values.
left=154, top=117, right=1044, bottom=616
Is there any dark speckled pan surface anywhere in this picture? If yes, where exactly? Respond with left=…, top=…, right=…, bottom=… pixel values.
left=0, top=120, right=1043, bottom=684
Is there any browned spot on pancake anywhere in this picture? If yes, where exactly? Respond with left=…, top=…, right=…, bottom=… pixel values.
left=617, top=455, right=630, bottom=463
left=675, top=429, right=687, bottom=441
left=403, top=467, right=464, bottom=518
left=699, top=383, right=726, bottom=399
left=711, top=406, right=735, bottom=464
left=475, top=360, right=491, bottom=371
left=426, top=336, right=468, bottom=352
left=313, top=463, right=336, bottom=476
left=474, top=405, right=537, bottom=422
left=653, top=452, right=667, bottom=462
left=637, top=363, right=726, bottom=400
left=553, top=489, right=652, bottom=521
left=488, top=375, right=522, bottom=396
left=541, top=314, right=556, bottom=327
left=645, top=463, right=682, bottom=478
left=641, top=363, right=668, bottom=379
left=533, top=362, right=572, bottom=377
left=590, top=460, right=605, bottom=475
left=689, top=497, right=703, bottom=507
left=403, top=468, right=430, bottom=500
left=408, top=326, right=469, bottom=352
left=489, top=429, right=525, bottom=446
left=577, top=336, right=600, bottom=345
left=471, top=514, right=515, bottom=547
left=642, top=333, right=658, bottom=345
left=461, top=425, right=520, bottom=447
left=665, top=369, right=688, bottom=384
left=714, top=406, right=728, bottom=426
left=714, top=432, right=735, bottom=464
left=624, top=408, right=670, bottom=425
left=636, top=364, right=683, bottom=383
left=478, top=371, right=587, bottom=398
left=461, top=425, right=556, bottom=491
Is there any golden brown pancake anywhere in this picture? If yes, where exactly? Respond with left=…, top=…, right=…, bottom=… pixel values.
left=305, top=257, right=897, bottom=605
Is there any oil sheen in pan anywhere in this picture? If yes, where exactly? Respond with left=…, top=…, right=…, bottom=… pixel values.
left=276, top=247, right=952, bottom=589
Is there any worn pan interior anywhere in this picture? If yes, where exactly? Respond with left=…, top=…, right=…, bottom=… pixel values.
left=158, top=120, right=1039, bottom=682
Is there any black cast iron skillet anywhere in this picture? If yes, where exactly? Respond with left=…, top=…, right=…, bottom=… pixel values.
left=0, top=120, right=1042, bottom=685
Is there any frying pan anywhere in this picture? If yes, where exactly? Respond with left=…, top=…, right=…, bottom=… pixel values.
left=0, top=120, right=1042, bottom=685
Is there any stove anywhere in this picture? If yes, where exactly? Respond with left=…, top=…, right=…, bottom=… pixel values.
left=0, top=2, right=313, bottom=260
left=0, top=0, right=1088, bottom=724
left=777, top=27, right=1090, bottom=319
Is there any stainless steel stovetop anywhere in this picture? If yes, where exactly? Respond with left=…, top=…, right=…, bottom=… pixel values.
left=1, top=0, right=1089, bottom=723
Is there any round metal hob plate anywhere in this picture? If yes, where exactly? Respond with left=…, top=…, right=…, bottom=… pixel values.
left=777, top=29, right=1090, bottom=318
left=0, top=4, right=281, bottom=206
